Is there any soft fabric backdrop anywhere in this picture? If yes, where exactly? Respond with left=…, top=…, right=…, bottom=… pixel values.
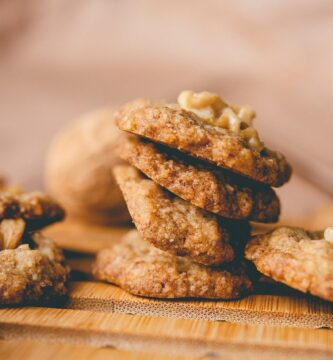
left=0, top=0, right=332, bottom=220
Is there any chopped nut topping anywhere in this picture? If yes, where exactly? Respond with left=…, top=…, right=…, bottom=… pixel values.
left=324, top=227, right=333, bottom=244
left=177, top=90, right=264, bottom=152
left=0, top=218, right=26, bottom=250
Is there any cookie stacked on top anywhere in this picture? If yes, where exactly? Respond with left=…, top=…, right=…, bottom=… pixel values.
left=0, top=181, right=69, bottom=305
left=94, top=91, right=292, bottom=299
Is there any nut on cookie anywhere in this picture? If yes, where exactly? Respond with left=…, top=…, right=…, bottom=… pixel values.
left=177, top=90, right=263, bottom=151
left=115, top=91, right=292, bottom=187
left=0, top=218, right=26, bottom=250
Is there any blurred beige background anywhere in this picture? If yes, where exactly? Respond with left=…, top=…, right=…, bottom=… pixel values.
left=0, top=0, right=332, bottom=221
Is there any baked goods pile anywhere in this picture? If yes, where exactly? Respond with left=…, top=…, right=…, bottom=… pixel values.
left=3, top=91, right=332, bottom=308
left=93, top=90, right=330, bottom=301
left=3, top=90, right=330, bottom=305
left=0, top=181, right=69, bottom=305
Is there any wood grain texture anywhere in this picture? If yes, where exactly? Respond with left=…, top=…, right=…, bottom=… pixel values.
left=2, top=217, right=333, bottom=359
left=66, top=281, right=333, bottom=329
left=0, top=307, right=332, bottom=360
left=47, top=220, right=333, bottom=329
left=0, top=340, right=188, bottom=360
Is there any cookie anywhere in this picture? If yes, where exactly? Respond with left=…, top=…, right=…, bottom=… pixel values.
left=113, top=165, right=250, bottom=266
left=0, top=191, right=65, bottom=230
left=245, top=226, right=333, bottom=302
left=117, top=135, right=280, bottom=222
left=93, top=230, right=253, bottom=299
left=115, top=96, right=292, bottom=187
left=0, top=232, right=69, bottom=305
left=45, top=108, right=130, bottom=225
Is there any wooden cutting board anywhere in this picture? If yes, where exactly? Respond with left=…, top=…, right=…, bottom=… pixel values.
left=65, top=280, right=333, bottom=329
left=1, top=219, right=331, bottom=359
left=43, top=219, right=333, bottom=330
left=1, top=306, right=332, bottom=360
left=0, top=339, right=188, bottom=360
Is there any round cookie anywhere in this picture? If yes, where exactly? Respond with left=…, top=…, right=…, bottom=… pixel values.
left=45, top=107, right=130, bottom=225
left=113, top=165, right=250, bottom=266
left=0, top=232, right=69, bottom=305
left=0, top=191, right=65, bottom=230
left=115, top=98, right=292, bottom=187
left=93, top=230, right=253, bottom=299
left=117, top=135, right=280, bottom=223
left=245, top=226, right=333, bottom=302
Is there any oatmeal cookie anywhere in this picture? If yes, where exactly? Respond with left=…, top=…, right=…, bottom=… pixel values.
left=45, top=107, right=130, bottom=225
left=245, top=226, right=333, bottom=302
left=0, top=232, right=69, bottom=305
left=93, top=230, right=253, bottom=299
left=117, top=135, right=280, bottom=222
left=113, top=165, right=250, bottom=266
left=115, top=97, right=292, bottom=187
left=0, top=191, right=65, bottom=230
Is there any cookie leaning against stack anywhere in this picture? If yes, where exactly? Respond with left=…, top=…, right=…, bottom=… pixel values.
left=0, top=184, right=69, bottom=305
left=93, top=90, right=292, bottom=300
left=245, top=226, right=333, bottom=302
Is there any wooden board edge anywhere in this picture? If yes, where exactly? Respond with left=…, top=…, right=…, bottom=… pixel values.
left=1, top=322, right=331, bottom=360
left=65, top=282, right=333, bottom=329
left=67, top=296, right=333, bottom=329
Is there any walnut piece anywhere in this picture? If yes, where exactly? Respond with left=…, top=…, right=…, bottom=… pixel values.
left=324, top=227, right=333, bottom=244
left=177, top=90, right=264, bottom=152
left=0, top=218, right=26, bottom=250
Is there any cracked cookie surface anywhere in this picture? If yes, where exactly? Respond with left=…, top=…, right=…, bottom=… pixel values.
left=0, top=191, right=65, bottom=230
left=0, top=232, right=69, bottom=305
left=245, top=226, right=333, bottom=302
left=115, top=99, right=292, bottom=187
left=93, top=230, right=253, bottom=299
left=113, top=165, right=250, bottom=266
left=118, top=135, right=280, bottom=222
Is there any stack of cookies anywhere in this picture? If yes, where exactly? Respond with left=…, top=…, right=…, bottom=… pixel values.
left=0, top=182, right=69, bottom=305
left=94, top=90, right=293, bottom=300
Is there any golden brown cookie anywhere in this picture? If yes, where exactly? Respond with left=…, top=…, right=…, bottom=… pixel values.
left=117, top=135, right=280, bottom=222
left=0, top=232, right=69, bottom=305
left=93, top=230, right=253, bottom=299
left=115, top=97, right=292, bottom=187
left=0, top=191, right=65, bottom=230
left=113, top=165, right=250, bottom=266
left=45, top=107, right=130, bottom=225
left=245, top=226, right=333, bottom=302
